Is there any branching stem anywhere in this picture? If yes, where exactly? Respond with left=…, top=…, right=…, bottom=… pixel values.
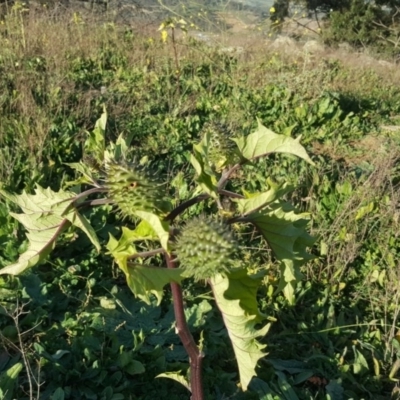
left=217, top=163, right=242, bottom=190
left=219, top=189, right=245, bottom=199
left=164, top=194, right=209, bottom=222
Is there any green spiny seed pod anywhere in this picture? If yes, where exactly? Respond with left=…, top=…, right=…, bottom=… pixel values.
left=106, top=160, right=163, bottom=219
left=202, top=122, right=238, bottom=170
left=175, top=216, right=238, bottom=281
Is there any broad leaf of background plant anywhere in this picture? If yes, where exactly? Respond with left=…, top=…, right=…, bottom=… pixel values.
left=246, top=203, right=315, bottom=304
left=190, top=131, right=218, bottom=198
left=105, top=132, right=135, bottom=163
left=210, top=269, right=271, bottom=390
left=235, top=180, right=293, bottom=216
left=233, top=119, right=315, bottom=165
left=106, top=226, right=182, bottom=305
left=84, top=108, right=106, bottom=166
left=0, top=362, right=23, bottom=400
left=0, top=186, right=100, bottom=275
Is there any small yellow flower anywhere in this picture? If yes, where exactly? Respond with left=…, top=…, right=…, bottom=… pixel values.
left=161, top=30, right=168, bottom=43
left=270, top=6, right=275, bottom=13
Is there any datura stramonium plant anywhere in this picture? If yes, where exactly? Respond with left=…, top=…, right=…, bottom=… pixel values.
left=174, top=216, right=239, bottom=281
left=105, top=160, right=164, bottom=219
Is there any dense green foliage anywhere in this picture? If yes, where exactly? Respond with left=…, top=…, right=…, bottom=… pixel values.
left=1, top=5, right=400, bottom=400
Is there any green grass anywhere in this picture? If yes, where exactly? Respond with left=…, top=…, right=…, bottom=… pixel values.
left=1, top=4, right=400, bottom=400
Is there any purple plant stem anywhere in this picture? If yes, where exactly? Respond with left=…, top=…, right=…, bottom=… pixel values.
left=165, top=253, right=204, bottom=400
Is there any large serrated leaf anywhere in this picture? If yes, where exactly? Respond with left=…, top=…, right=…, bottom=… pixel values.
left=190, top=131, right=218, bottom=198
left=106, top=228, right=139, bottom=276
left=125, top=264, right=184, bottom=305
left=210, top=270, right=271, bottom=390
left=246, top=203, right=315, bottom=304
left=235, top=180, right=293, bottom=216
left=233, top=119, right=315, bottom=165
left=0, top=187, right=74, bottom=275
left=133, top=211, right=170, bottom=250
left=0, top=186, right=100, bottom=275
left=106, top=226, right=182, bottom=305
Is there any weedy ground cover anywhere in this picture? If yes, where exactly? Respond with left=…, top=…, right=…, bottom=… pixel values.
left=1, top=4, right=400, bottom=400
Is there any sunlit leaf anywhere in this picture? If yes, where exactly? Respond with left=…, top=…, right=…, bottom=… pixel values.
left=235, top=180, right=293, bottom=215
left=0, top=362, right=23, bottom=400
left=233, top=119, right=315, bottom=165
left=0, top=186, right=102, bottom=275
left=133, top=211, right=170, bottom=250
left=352, top=346, right=369, bottom=375
left=190, top=131, right=218, bottom=198
left=210, top=269, right=271, bottom=390
left=125, top=264, right=184, bottom=305
left=156, top=371, right=190, bottom=391
left=84, top=108, right=107, bottom=166
left=355, top=202, right=375, bottom=220
left=66, top=211, right=101, bottom=252
left=106, top=225, right=144, bottom=278
left=106, top=226, right=182, bottom=305
left=64, top=162, right=99, bottom=186
left=246, top=202, right=315, bottom=304
left=0, top=187, right=74, bottom=275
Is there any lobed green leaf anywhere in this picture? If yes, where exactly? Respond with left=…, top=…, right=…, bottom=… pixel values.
left=233, top=119, right=315, bottom=165
left=235, top=180, right=293, bottom=216
left=190, top=131, right=218, bottom=198
left=246, top=203, right=315, bottom=304
left=210, top=269, right=271, bottom=390
left=0, top=186, right=100, bottom=275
